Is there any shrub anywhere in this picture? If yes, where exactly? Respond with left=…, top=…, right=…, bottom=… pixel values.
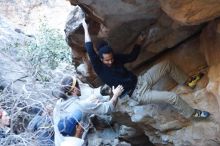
left=21, top=21, right=72, bottom=81
left=27, top=22, right=71, bottom=70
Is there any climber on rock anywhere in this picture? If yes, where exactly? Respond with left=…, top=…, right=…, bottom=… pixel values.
left=82, top=19, right=210, bottom=119
left=53, top=76, right=124, bottom=146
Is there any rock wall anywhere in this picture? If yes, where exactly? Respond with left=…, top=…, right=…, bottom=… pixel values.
left=0, top=0, right=72, bottom=34
left=200, top=18, right=220, bottom=66
left=159, top=0, right=220, bottom=25
left=65, top=0, right=204, bottom=87
left=66, top=0, right=220, bottom=145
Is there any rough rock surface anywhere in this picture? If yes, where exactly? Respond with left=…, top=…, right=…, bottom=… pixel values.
left=200, top=18, right=220, bottom=66
left=66, top=0, right=220, bottom=145
left=0, top=16, right=32, bottom=93
left=65, top=1, right=203, bottom=86
left=109, top=35, right=220, bottom=146
left=159, top=0, right=220, bottom=25
left=0, top=0, right=72, bottom=34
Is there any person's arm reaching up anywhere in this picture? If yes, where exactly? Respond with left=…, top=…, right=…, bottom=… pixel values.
left=82, top=19, right=91, bottom=43
left=82, top=19, right=102, bottom=71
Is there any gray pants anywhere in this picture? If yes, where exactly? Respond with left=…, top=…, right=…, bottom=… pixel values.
left=132, top=60, right=195, bottom=118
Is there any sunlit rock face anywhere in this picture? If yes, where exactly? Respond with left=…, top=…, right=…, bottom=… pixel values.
left=159, top=0, right=220, bottom=25
left=0, top=16, right=33, bottom=92
left=207, top=64, right=220, bottom=108
left=201, top=19, right=220, bottom=116
left=198, top=18, right=220, bottom=127
left=200, top=18, right=220, bottom=66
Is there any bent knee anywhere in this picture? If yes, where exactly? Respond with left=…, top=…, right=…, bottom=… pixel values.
left=168, top=93, right=179, bottom=105
left=161, top=60, right=173, bottom=67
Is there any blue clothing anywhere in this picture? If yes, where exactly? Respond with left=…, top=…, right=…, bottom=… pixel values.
left=58, top=110, right=82, bottom=136
left=27, top=115, right=54, bottom=146
left=85, top=42, right=141, bottom=96
left=0, top=128, right=8, bottom=139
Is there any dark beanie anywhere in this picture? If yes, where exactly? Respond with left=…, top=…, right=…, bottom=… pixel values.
left=98, top=45, right=113, bottom=58
left=96, top=40, right=108, bottom=50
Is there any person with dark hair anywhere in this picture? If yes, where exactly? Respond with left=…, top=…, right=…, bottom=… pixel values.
left=82, top=19, right=210, bottom=120
left=100, top=84, right=112, bottom=96
left=53, top=76, right=124, bottom=146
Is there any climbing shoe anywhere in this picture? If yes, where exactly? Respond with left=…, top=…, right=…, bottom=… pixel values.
left=193, top=109, right=210, bottom=118
left=186, top=72, right=204, bottom=89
